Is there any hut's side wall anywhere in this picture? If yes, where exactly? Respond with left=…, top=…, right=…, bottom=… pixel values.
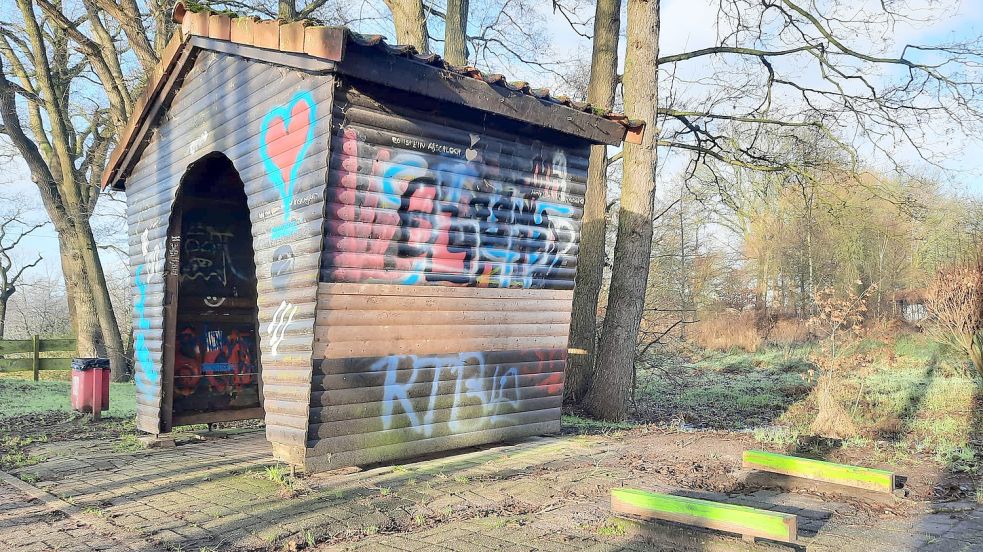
left=307, top=79, right=588, bottom=469
left=126, top=50, right=333, bottom=462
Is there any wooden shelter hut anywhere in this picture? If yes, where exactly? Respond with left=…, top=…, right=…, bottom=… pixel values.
left=105, top=2, right=643, bottom=471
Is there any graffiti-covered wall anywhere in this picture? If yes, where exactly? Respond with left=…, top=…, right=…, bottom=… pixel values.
left=307, top=80, right=588, bottom=468
left=126, top=50, right=333, bottom=461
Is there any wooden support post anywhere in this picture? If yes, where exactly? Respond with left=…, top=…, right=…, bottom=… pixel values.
left=32, top=335, right=40, bottom=381
left=611, top=488, right=797, bottom=544
left=743, top=450, right=897, bottom=494
left=92, top=364, right=102, bottom=422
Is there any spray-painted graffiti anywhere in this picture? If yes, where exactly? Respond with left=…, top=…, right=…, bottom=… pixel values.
left=173, top=324, right=257, bottom=396
left=271, top=244, right=295, bottom=291
left=372, top=352, right=519, bottom=434
left=325, top=127, right=581, bottom=289
left=260, top=91, right=317, bottom=241
left=133, top=265, right=158, bottom=394
left=181, top=221, right=246, bottom=286
left=178, top=209, right=252, bottom=303
left=172, top=323, right=259, bottom=413
left=141, top=228, right=164, bottom=282
left=268, top=300, right=297, bottom=357
left=321, top=349, right=565, bottom=435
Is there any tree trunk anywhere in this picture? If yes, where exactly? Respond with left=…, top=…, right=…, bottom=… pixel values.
left=444, top=0, right=469, bottom=65
left=0, top=295, right=7, bottom=339
left=584, top=0, right=659, bottom=421
left=57, top=224, right=106, bottom=357
left=72, top=216, right=128, bottom=381
left=383, top=0, right=430, bottom=53
left=565, top=0, right=621, bottom=403
left=279, top=0, right=297, bottom=20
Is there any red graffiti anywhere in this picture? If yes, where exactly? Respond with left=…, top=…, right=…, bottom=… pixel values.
left=263, top=96, right=314, bottom=187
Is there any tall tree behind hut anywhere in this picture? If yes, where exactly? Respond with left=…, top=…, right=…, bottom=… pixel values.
left=584, top=0, right=660, bottom=421
left=574, top=0, right=983, bottom=419
left=383, top=0, right=431, bottom=52
left=443, top=0, right=469, bottom=66
left=565, top=0, right=621, bottom=403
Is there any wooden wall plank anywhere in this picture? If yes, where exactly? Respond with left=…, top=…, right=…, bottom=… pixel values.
left=305, top=420, right=560, bottom=470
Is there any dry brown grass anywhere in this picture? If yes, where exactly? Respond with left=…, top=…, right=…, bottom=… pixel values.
left=810, top=372, right=859, bottom=439
left=692, top=310, right=762, bottom=352
left=766, top=317, right=810, bottom=344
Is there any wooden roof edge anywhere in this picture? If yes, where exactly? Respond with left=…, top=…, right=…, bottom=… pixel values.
left=102, top=29, right=189, bottom=190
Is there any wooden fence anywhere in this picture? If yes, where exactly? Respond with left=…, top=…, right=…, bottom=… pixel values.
left=0, top=336, right=76, bottom=381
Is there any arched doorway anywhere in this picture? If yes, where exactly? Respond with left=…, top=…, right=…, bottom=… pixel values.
left=162, top=153, right=263, bottom=430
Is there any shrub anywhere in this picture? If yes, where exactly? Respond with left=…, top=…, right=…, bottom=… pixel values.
left=691, top=310, right=762, bottom=352
left=926, top=263, right=983, bottom=376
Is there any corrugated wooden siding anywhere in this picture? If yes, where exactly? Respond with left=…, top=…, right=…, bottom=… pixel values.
left=307, top=79, right=588, bottom=469
left=126, top=49, right=332, bottom=461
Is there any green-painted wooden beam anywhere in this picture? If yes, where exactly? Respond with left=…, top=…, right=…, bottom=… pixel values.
left=743, top=449, right=897, bottom=493
left=611, top=488, right=797, bottom=543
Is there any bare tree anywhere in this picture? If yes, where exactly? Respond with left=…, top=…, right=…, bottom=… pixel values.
left=565, top=0, right=621, bottom=403
left=0, top=0, right=175, bottom=380
left=573, top=0, right=983, bottom=418
left=0, top=200, right=45, bottom=338
left=6, top=270, right=71, bottom=339
left=584, top=0, right=660, bottom=421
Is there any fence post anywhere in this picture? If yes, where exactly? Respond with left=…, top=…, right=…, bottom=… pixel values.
left=32, top=334, right=40, bottom=382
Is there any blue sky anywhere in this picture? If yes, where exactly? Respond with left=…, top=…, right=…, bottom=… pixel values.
left=5, top=0, right=983, bottom=282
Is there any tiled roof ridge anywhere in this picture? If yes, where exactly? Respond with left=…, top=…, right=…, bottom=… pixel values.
left=171, top=1, right=639, bottom=126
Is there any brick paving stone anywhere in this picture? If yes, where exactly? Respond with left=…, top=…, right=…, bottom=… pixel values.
left=0, top=480, right=139, bottom=551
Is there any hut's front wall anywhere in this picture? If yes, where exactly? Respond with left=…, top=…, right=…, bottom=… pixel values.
left=307, top=79, right=587, bottom=469
left=126, top=50, right=333, bottom=462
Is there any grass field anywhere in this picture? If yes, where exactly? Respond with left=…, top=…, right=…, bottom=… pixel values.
left=0, top=372, right=136, bottom=419
left=634, top=331, right=981, bottom=474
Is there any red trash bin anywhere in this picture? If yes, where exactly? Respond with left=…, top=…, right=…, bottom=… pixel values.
left=71, top=358, right=110, bottom=413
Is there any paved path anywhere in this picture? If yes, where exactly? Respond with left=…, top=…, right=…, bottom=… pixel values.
left=0, top=479, right=147, bottom=552
left=1, top=428, right=981, bottom=551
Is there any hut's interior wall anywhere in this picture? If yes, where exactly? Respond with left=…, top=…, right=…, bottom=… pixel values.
left=170, top=156, right=262, bottom=425
left=126, top=50, right=333, bottom=463
left=306, top=78, right=588, bottom=469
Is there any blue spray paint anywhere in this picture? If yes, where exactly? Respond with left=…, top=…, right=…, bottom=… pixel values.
left=133, top=265, right=159, bottom=394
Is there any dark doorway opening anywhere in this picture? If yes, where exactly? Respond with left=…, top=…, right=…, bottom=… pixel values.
left=164, top=153, right=263, bottom=429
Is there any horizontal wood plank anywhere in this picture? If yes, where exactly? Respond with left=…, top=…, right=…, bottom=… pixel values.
left=305, top=420, right=559, bottom=470
left=611, top=488, right=797, bottom=544
left=0, top=358, right=72, bottom=372
left=742, top=450, right=897, bottom=494
left=318, top=282, right=574, bottom=300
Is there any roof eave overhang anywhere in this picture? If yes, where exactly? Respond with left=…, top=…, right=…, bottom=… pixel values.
left=333, top=46, right=630, bottom=148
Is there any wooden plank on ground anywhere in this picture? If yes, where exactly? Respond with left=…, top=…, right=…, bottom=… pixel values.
left=742, top=449, right=896, bottom=494
left=610, top=488, right=797, bottom=544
